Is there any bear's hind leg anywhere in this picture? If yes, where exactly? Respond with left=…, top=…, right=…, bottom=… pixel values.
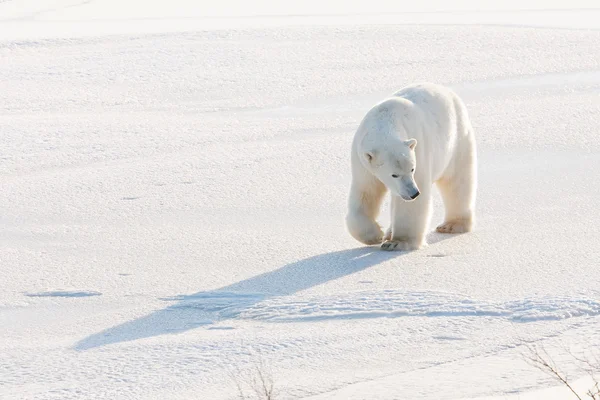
left=346, top=175, right=387, bottom=245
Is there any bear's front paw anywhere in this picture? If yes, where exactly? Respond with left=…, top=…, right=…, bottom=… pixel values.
left=359, top=229, right=384, bottom=245
left=436, top=218, right=473, bottom=234
left=380, top=240, right=420, bottom=252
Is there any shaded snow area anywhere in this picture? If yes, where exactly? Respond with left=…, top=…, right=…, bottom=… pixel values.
left=1, top=1, right=600, bottom=399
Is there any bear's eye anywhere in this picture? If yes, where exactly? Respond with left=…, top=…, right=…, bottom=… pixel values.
left=391, top=174, right=399, bottom=178
left=411, top=168, right=415, bottom=172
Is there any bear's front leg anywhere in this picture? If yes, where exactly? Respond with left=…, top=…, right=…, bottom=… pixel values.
left=381, top=191, right=432, bottom=251
left=383, top=227, right=392, bottom=241
left=346, top=175, right=387, bottom=245
left=435, top=139, right=476, bottom=234
left=347, top=212, right=384, bottom=245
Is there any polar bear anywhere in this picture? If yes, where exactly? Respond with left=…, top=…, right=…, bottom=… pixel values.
left=346, top=83, right=477, bottom=251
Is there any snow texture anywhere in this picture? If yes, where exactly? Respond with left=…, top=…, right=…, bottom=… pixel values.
left=1, top=1, right=600, bottom=399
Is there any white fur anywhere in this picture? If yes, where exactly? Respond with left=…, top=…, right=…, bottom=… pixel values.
left=346, top=83, right=477, bottom=251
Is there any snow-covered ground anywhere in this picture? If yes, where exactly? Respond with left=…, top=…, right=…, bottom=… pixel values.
left=1, top=1, right=600, bottom=399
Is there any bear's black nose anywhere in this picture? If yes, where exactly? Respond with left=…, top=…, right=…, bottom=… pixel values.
left=410, top=191, right=420, bottom=199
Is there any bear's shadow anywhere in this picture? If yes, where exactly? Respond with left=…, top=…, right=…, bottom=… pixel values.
left=74, top=232, right=452, bottom=350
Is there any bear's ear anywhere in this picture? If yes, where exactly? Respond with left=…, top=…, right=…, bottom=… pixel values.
left=364, top=151, right=376, bottom=163
left=405, top=138, right=417, bottom=150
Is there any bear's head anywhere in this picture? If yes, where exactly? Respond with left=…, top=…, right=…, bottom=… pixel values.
left=363, top=138, right=420, bottom=201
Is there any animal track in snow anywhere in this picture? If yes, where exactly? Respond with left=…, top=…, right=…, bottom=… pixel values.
left=167, top=290, right=600, bottom=324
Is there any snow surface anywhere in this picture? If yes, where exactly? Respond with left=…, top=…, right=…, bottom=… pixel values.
left=1, top=1, right=600, bottom=399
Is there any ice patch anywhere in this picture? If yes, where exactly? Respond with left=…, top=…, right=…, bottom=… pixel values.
left=25, top=290, right=102, bottom=298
